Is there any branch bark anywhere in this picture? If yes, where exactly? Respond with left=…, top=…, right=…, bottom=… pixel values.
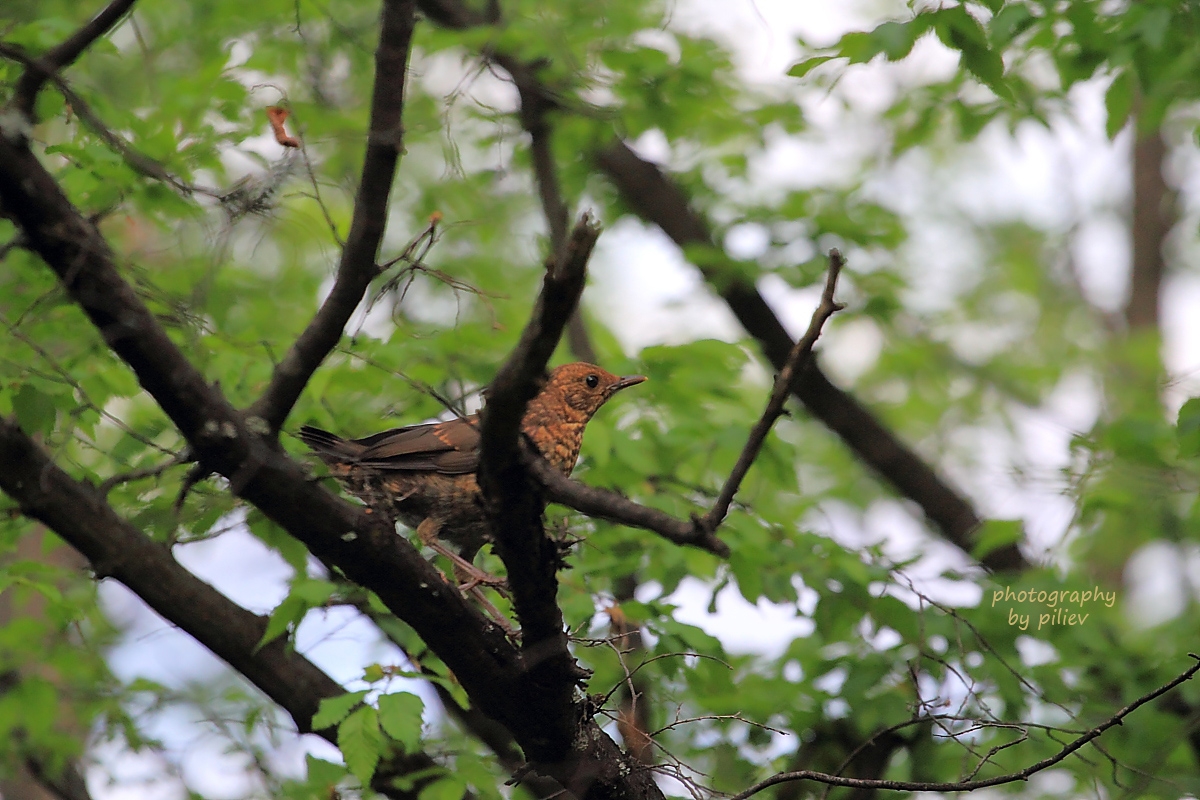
left=526, top=452, right=729, bottom=556
left=248, top=0, right=417, bottom=433
left=477, top=215, right=600, bottom=757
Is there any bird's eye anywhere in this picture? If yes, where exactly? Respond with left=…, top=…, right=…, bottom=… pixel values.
left=585, top=374, right=599, bottom=388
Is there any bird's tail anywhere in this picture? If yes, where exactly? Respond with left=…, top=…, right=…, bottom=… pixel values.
left=297, top=425, right=364, bottom=463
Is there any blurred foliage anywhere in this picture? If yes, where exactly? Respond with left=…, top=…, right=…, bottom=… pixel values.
left=2, top=0, right=1200, bottom=798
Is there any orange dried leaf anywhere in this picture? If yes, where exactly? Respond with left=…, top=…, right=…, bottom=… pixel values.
left=266, top=106, right=300, bottom=148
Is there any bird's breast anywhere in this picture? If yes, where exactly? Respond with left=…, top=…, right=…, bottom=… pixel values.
left=525, top=421, right=586, bottom=474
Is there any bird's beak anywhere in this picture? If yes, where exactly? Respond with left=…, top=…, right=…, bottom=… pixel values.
left=612, top=374, right=647, bottom=392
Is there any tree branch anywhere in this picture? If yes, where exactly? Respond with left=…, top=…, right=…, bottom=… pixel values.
left=477, top=214, right=600, bottom=760
left=701, top=250, right=844, bottom=532
left=730, top=655, right=1200, bottom=800
left=1126, top=127, right=1171, bottom=330
left=11, top=0, right=138, bottom=120
left=247, top=0, right=417, bottom=434
left=355, top=602, right=572, bottom=800
left=0, top=418, right=434, bottom=800
left=525, top=451, right=729, bottom=556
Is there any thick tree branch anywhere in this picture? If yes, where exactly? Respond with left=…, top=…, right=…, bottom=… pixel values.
left=356, top=603, right=571, bottom=799
left=477, top=215, right=600, bottom=760
left=11, top=0, right=138, bottom=119
left=248, top=0, right=417, bottom=433
left=593, top=140, right=1021, bottom=571
left=702, top=251, right=844, bottom=532
left=0, top=419, right=433, bottom=800
left=730, top=655, right=1200, bottom=800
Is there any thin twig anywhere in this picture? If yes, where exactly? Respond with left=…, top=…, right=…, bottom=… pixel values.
left=0, top=313, right=179, bottom=456
left=727, top=654, right=1200, bottom=800
left=0, top=42, right=209, bottom=196
left=701, top=249, right=845, bottom=533
left=97, top=452, right=190, bottom=495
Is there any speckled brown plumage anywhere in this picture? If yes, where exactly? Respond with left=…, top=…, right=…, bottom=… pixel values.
left=298, top=363, right=646, bottom=568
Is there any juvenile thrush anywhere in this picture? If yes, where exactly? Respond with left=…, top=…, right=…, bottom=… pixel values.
left=298, top=362, right=646, bottom=586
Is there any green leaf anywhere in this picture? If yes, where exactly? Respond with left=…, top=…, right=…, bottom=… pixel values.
left=787, top=55, right=833, bottom=78
left=338, top=706, right=383, bottom=787
left=1134, top=7, right=1172, bottom=50
left=13, top=384, right=57, bottom=437
left=304, top=754, right=348, bottom=790
left=971, top=519, right=1023, bottom=560
left=871, top=20, right=923, bottom=61
left=256, top=595, right=306, bottom=651
left=1105, top=70, right=1135, bottom=138
left=378, top=692, right=424, bottom=752
left=990, top=3, right=1035, bottom=48
left=1177, top=398, right=1200, bottom=458
left=312, top=691, right=369, bottom=731
left=935, top=6, right=1009, bottom=97
left=418, top=774, right=468, bottom=800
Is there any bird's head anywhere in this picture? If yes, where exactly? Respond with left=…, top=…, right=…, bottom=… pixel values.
left=542, top=362, right=646, bottom=421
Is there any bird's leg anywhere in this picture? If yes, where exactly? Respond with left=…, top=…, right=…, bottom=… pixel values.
left=414, top=519, right=507, bottom=592
left=451, top=542, right=510, bottom=595
left=415, top=519, right=514, bottom=636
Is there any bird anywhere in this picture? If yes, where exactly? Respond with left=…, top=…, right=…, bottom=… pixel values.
left=298, top=362, right=646, bottom=590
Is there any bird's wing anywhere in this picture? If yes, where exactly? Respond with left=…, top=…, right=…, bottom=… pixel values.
left=352, top=415, right=481, bottom=474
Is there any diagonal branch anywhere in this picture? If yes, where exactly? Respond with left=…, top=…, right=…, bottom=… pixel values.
left=729, top=655, right=1200, bottom=800
left=247, top=0, right=417, bottom=434
left=701, top=250, right=845, bottom=532
left=0, top=43, right=201, bottom=194
left=0, top=418, right=435, bottom=800
left=525, top=452, right=729, bottom=556
left=11, top=0, right=138, bottom=120
left=593, top=140, right=1021, bottom=571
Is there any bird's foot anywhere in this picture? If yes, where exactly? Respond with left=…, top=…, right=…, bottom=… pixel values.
left=457, top=568, right=509, bottom=595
